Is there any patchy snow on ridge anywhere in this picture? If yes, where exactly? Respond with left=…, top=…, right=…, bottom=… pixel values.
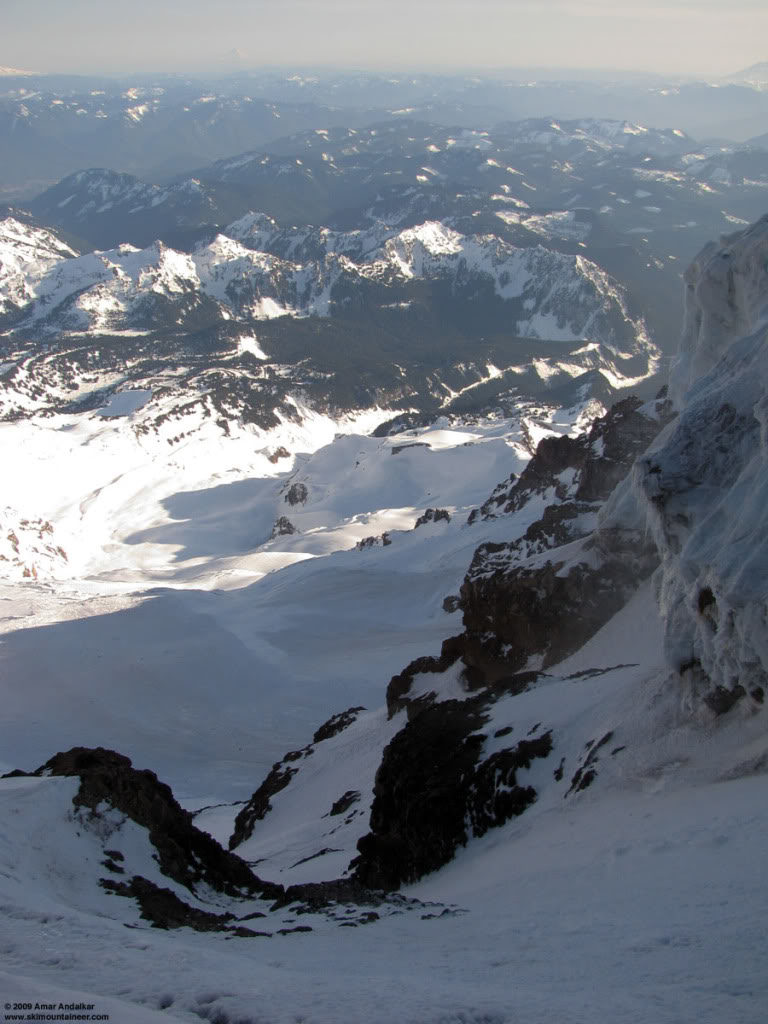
left=496, top=208, right=591, bottom=242
left=1, top=216, right=654, bottom=370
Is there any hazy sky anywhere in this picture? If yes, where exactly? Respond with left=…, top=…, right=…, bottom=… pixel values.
left=4, top=0, right=767, bottom=76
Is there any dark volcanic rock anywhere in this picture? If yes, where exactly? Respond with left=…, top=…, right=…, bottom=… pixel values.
left=455, top=396, right=673, bottom=686
left=576, top=396, right=672, bottom=503
left=385, top=635, right=465, bottom=717
left=468, top=395, right=672, bottom=526
left=703, top=684, right=747, bottom=716
left=313, top=706, right=366, bottom=743
left=229, top=761, right=302, bottom=849
left=270, top=878, right=389, bottom=911
left=356, top=532, right=391, bottom=549
left=329, top=790, right=361, bottom=816
left=353, top=697, right=489, bottom=889
left=390, top=441, right=431, bottom=455
left=457, top=398, right=674, bottom=687
left=101, top=876, right=237, bottom=932
left=34, top=747, right=280, bottom=899
left=458, top=526, right=659, bottom=684
left=414, top=507, right=451, bottom=528
left=284, top=482, right=309, bottom=506
left=352, top=699, right=553, bottom=889
left=468, top=732, right=553, bottom=836
left=515, top=499, right=596, bottom=553
left=564, top=730, right=615, bottom=796
left=272, top=515, right=297, bottom=537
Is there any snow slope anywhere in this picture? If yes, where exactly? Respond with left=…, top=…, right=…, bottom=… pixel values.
left=0, top=391, right=590, bottom=794
left=1, top=590, right=766, bottom=1024
left=0, top=216, right=767, bottom=1023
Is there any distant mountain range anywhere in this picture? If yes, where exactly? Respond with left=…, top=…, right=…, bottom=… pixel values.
left=3, top=68, right=768, bottom=200
left=1, top=113, right=761, bottom=371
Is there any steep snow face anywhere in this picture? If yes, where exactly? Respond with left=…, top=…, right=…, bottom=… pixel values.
left=636, top=214, right=768, bottom=708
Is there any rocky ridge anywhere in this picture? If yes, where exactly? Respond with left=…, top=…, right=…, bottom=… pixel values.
left=3, top=747, right=437, bottom=934
left=0, top=216, right=653, bottom=365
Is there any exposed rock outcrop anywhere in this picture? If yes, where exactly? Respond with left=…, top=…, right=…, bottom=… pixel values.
left=458, top=526, right=659, bottom=684
left=356, top=532, right=391, bottom=550
left=284, top=482, right=308, bottom=505
left=229, top=759, right=302, bottom=850
left=313, top=706, right=366, bottom=743
left=414, top=507, right=450, bottom=528
left=468, top=394, right=671, bottom=527
left=352, top=697, right=553, bottom=889
left=272, top=515, right=296, bottom=537
left=379, top=396, right=670, bottom=707
left=30, top=747, right=281, bottom=900
left=447, top=394, right=673, bottom=687
left=385, top=637, right=464, bottom=717
left=101, top=876, right=242, bottom=933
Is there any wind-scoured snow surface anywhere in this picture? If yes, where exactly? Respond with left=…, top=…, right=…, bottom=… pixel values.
left=1, top=219, right=768, bottom=1021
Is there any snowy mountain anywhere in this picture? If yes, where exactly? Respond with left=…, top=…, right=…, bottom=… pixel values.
left=20, top=116, right=768, bottom=258
left=0, top=188, right=767, bottom=1023
left=0, top=216, right=78, bottom=317
left=722, top=61, right=768, bottom=91
left=0, top=212, right=659, bottom=431
left=2, top=216, right=648, bottom=348
left=12, top=111, right=768, bottom=372
left=26, top=169, right=222, bottom=251
left=0, top=80, right=382, bottom=199
left=4, top=69, right=768, bottom=202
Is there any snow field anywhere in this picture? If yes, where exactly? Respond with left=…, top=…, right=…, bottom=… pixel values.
left=0, top=397, right=582, bottom=797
